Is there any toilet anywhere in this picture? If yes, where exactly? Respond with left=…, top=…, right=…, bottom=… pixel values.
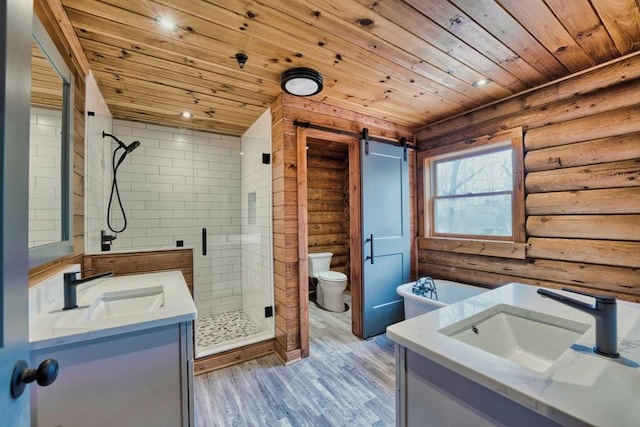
left=308, top=252, right=348, bottom=312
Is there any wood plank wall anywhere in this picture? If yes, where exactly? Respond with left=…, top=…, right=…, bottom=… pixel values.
left=271, top=93, right=415, bottom=363
left=416, top=53, right=640, bottom=302
left=82, top=249, right=194, bottom=294
left=306, top=140, right=350, bottom=281
left=29, top=0, right=86, bottom=282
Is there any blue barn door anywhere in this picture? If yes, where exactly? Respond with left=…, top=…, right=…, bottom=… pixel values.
left=1, top=1, right=34, bottom=424
left=361, top=139, right=410, bottom=338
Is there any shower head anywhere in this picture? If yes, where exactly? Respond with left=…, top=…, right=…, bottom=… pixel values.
left=125, top=140, right=141, bottom=153
left=103, top=131, right=141, bottom=154
left=114, top=141, right=141, bottom=169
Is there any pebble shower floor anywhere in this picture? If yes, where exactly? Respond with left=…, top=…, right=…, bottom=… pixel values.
left=195, top=310, right=261, bottom=349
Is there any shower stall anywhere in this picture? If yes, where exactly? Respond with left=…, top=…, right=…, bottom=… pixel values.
left=191, top=110, right=275, bottom=358
left=85, top=103, right=274, bottom=359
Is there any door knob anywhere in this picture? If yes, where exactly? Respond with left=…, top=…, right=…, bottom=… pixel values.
left=11, top=358, right=59, bottom=398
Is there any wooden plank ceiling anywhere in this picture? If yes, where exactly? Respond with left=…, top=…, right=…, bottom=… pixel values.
left=59, top=0, right=640, bottom=136
left=32, top=42, right=64, bottom=109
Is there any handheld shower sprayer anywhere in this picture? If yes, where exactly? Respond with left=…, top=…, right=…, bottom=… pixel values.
left=102, top=132, right=141, bottom=234
left=125, top=140, right=141, bottom=153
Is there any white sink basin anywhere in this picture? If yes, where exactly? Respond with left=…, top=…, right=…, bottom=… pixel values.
left=439, top=304, right=590, bottom=372
left=79, top=286, right=165, bottom=322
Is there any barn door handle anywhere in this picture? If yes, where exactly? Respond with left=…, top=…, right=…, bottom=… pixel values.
left=365, top=234, right=374, bottom=264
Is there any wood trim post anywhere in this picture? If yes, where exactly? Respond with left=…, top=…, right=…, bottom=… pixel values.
left=296, top=126, right=310, bottom=358
left=348, top=140, right=363, bottom=337
left=511, top=129, right=526, bottom=243
left=416, top=151, right=428, bottom=238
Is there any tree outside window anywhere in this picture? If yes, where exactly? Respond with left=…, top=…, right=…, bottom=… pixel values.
left=433, top=146, right=513, bottom=237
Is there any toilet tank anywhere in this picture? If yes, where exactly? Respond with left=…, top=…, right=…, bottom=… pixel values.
left=308, top=252, right=333, bottom=278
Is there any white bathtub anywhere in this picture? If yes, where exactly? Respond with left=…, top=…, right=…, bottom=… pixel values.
left=397, top=279, right=488, bottom=319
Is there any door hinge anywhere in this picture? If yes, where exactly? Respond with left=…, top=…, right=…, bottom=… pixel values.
left=264, top=306, right=273, bottom=318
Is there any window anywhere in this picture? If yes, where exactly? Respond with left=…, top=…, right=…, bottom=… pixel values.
left=420, top=128, right=525, bottom=258
left=433, top=146, right=513, bottom=238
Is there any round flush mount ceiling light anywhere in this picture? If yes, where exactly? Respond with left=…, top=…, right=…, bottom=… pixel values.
left=181, top=111, right=193, bottom=118
left=281, top=67, right=323, bottom=97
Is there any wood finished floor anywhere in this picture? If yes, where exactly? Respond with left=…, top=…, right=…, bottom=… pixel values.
left=194, top=294, right=396, bottom=426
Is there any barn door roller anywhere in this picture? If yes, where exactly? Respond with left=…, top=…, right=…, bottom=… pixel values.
left=362, top=128, right=370, bottom=156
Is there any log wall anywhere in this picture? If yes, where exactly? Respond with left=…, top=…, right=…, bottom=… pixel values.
left=306, top=141, right=350, bottom=280
left=271, top=93, right=415, bottom=363
left=416, top=53, right=640, bottom=302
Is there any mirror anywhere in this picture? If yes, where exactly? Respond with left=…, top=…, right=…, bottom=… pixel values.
left=28, top=15, right=73, bottom=268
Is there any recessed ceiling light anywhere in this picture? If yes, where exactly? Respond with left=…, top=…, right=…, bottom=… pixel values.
left=156, top=16, right=177, bottom=31
left=473, top=78, right=491, bottom=87
left=181, top=111, right=193, bottom=118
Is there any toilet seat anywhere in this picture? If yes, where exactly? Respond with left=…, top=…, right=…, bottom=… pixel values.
left=318, top=271, right=347, bottom=282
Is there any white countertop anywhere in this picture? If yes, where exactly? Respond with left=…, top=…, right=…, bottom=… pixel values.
left=387, top=283, right=640, bottom=426
left=30, top=270, right=197, bottom=351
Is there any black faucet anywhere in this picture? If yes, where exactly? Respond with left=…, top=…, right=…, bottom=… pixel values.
left=63, top=271, right=114, bottom=310
left=413, top=276, right=439, bottom=300
left=100, top=230, right=116, bottom=251
left=537, top=287, right=619, bottom=358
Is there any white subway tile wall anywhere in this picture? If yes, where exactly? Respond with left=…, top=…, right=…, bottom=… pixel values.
left=109, top=119, right=245, bottom=317
left=29, top=107, right=63, bottom=247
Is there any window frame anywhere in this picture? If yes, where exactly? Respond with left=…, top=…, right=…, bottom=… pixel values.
left=418, top=127, right=525, bottom=259
left=29, top=14, right=74, bottom=269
